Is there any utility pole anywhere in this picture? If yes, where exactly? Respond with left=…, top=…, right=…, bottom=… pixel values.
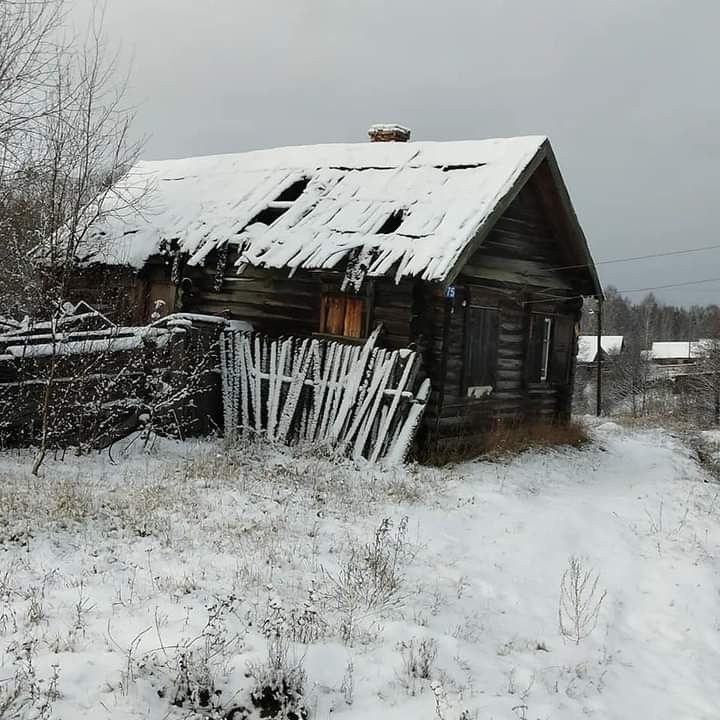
left=596, top=296, right=603, bottom=416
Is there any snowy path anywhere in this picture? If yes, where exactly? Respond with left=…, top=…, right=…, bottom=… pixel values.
left=0, top=422, right=719, bottom=719
left=399, top=424, right=720, bottom=719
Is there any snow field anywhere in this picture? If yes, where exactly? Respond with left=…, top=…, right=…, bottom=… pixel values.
left=0, top=421, right=719, bottom=719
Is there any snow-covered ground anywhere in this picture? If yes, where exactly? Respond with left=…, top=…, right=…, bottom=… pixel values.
left=1, top=421, right=719, bottom=719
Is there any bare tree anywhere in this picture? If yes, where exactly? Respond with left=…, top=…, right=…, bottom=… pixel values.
left=0, top=0, right=63, bottom=161
left=0, top=2, right=146, bottom=472
left=604, top=339, right=654, bottom=417
left=0, top=1, right=144, bottom=313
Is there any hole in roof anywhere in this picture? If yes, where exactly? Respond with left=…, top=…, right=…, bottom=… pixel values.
left=240, top=178, right=312, bottom=232
left=377, top=209, right=404, bottom=234
left=275, top=177, right=310, bottom=202
left=247, top=206, right=287, bottom=227
left=441, top=163, right=485, bottom=172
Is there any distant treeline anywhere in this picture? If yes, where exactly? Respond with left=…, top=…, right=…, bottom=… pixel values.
left=580, top=287, right=720, bottom=349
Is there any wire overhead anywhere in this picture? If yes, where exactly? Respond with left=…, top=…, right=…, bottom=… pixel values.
left=546, top=242, right=720, bottom=273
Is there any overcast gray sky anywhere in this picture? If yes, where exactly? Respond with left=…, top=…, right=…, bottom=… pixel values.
left=74, top=0, right=720, bottom=305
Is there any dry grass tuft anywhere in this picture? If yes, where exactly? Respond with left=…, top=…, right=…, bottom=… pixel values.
left=424, top=419, right=591, bottom=465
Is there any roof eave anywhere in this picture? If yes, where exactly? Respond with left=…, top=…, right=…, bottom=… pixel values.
left=541, top=140, right=603, bottom=299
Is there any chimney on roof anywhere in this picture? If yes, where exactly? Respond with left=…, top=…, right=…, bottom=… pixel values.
left=368, top=123, right=411, bottom=142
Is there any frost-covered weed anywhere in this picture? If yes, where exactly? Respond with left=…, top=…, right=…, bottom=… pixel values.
left=136, top=594, right=245, bottom=715
left=322, top=517, right=410, bottom=643
left=398, top=636, right=438, bottom=694
left=340, top=657, right=354, bottom=706
left=247, top=597, right=308, bottom=720
left=48, top=477, right=92, bottom=523
left=0, top=639, right=60, bottom=720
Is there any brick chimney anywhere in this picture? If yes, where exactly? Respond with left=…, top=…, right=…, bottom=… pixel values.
left=368, top=123, right=411, bottom=142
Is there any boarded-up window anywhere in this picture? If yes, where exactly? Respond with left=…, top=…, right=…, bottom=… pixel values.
left=319, top=294, right=365, bottom=337
left=527, top=313, right=574, bottom=384
left=463, top=306, right=499, bottom=398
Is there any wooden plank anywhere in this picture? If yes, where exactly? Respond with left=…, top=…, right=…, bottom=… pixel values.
left=325, top=296, right=346, bottom=335
left=277, top=338, right=312, bottom=442
left=350, top=350, right=394, bottom=460
left=385, top=378, right=431, bottom=465
left=370, top=353, right=416, bottom=462
left=343, top=297, right=363, bottom=338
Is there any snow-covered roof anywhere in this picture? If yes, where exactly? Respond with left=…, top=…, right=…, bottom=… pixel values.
left=646, top=339, right=720, bottom=361
left=648, top=341, right=695, bottom=360
left=84, top=136, right=599, bottom=289
left=577, top=335, right=624, bottom=363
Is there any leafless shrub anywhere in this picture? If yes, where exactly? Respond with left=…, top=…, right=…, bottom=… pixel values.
left=72, top=581, right=95, bottom=637
left=24, top=574, right=54, bottom=627
left=322, top=517, right=410, bottom=643
left=106, top=621, right=152, bottom=696
left=558, top=556, right=607, bottom=645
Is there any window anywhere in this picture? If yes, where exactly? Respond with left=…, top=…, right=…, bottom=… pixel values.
left=527, top=313, right=575, bottom=384
left=463, top=306, right=499, bottom=398
left=319, top=293, right=365, bottom=338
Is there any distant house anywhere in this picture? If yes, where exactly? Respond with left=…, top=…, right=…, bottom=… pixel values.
left=577, top=335, right=624, bottom=365
left=647, top=341, right=697, bottom=366
left=76, top=126, right=602, bottom=453
left=643, top=339, right=720, bottom=384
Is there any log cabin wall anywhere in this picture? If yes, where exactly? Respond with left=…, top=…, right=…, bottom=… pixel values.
left=419, top=176, right=585, bottom=451
left=183, top=257, right=322, bottom=337
left=181, top=245, right=418, bottom=349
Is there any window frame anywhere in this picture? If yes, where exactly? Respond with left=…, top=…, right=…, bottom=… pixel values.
left=528, top=312, right=575, bottom=386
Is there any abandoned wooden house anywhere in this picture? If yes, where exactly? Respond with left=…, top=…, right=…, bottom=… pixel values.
left=79, top=125, right=602, bottom=454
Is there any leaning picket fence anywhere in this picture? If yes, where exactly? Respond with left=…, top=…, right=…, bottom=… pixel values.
left=219, top=327, right=430, bottom=463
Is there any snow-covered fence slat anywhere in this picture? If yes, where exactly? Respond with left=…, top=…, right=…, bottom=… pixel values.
left=220, top=329, right=430, bottom=463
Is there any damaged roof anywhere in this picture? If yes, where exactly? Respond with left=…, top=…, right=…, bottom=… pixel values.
left=87, top=136, right=600, bottom=291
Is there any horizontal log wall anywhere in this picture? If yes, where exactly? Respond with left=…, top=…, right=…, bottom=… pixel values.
left=462, top=173, right=586, bottom=292
left=420, top=178, right=585, bottom=452
left=183, top=254, right=416, bottom=350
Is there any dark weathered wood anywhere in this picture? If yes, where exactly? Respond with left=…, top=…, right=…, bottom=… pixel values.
left=417, top=177, right=586, bottom=450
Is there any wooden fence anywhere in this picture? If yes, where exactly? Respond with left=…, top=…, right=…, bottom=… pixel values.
left=220, top=327, right=430, bottom=463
